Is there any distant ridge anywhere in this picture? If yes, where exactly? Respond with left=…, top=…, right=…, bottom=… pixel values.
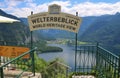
left=0, top=9, right=30, bottom=44
left=0, top=9, right=20, bottom=20
left=79, top=12, right=120, bottom=54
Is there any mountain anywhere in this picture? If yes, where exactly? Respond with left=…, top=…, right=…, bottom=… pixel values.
left=20, top=18, right=29, bottom=26
left=0, top=9, right=19, bottom=20
left=0, top=9, right=31, bottom=45
left=78, top=16, right=97, bottom=36
left=80, top=12, right=120, bottom=54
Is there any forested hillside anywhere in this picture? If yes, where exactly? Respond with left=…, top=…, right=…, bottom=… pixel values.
left=0, top=23, right=30, bottom=43
left=0, top=9, right=30, bottom=44
left=80, top=12, right=120, bottom=54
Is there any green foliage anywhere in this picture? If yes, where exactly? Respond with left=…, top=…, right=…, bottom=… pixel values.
left=34, top=40, right=47, bottom=49
left=0, top=22, right=30, bottom=43
left=34, top=53, right=48, bottom=72
left=41, top=58, right=67, bottom=78
left=41, top=46, right=63, bottom=52
left=34, top=40, right=63, bottom=53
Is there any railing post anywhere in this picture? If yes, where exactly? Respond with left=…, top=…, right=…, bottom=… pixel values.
left=30, top=11, right=35, bottom=76
left=30, top=11, right=33, bottom=50
left=96, top=42, right=99, bottom=76
left=118, top=55, right=120, bottom=78
left=74, top=12, right=78, bottom=73
left=0, top=67, right=4, bottom=78
left=31, top=50, right=35, bottom=76
left=66, top=68, right=68, bottom=78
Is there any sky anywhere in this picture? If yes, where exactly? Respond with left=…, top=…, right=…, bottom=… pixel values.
left=0, top=0, right=120, bottom=17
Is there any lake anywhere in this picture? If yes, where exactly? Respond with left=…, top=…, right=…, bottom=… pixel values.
left=39, top=44, right=96, bottom=71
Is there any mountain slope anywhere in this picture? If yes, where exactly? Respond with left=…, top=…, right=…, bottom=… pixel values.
left=79, top=16, right=97, bottom=36
left=0, top=9, right=30, bottom=45
left=80, top=13, right=120, bottom=54
left=0, top=9, right=19, bottom=20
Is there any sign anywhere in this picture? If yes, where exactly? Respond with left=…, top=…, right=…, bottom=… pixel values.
left=28, top=4, right=82, bottom=33
left=0, top=46, right=30, bottom=58
left=48, top=4, right=61, bottom=14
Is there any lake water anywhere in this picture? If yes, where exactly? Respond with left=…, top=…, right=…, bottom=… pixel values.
left=38, top=44, right=96, bottom=71
left=39, top=44, right=75, bottom=69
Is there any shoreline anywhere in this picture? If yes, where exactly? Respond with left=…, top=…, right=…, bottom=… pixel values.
left=37, top=45, right=63, bottom=53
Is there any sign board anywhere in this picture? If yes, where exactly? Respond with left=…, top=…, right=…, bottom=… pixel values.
left=0, top=46, right=30, bottom=58
left=28, top=4, right=82, bottom=33
left=48, top=4, right=61, bottom=14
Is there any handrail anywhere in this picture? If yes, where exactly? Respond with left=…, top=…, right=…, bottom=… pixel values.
left=0, top=47, right=37, bottom=78
left=98, top=46, right=119, bottom=58
left=74, top=44, right=120, bottom=78
left=16, top=68, right=29, bottom=78
left=0, top=47, right=37, bottom=68
left=97, top=46, right=119, bottom=78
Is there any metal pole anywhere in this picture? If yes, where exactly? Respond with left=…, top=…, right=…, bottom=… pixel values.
left=96, top=42, right=99, bottom=76
left=0, top=67, right=4, bottom=78
left=30, top=11, right=35, bottom=76
left=31, top=31, right=33, bottom=49
left=118, top=55, right=120, bottom=78
left=31, top=11, right=33, bottom=49
left=75, top=12, right=78, bottom=73
left=66, top=68, right=68, bottom=78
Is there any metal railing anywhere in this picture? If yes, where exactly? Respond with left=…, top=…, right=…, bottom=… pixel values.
left=0, top=47, right=37, bottom=78
left=75, top=44, right=97, bottom=74
left=96, top=46, right=120, bottom=78
left=75, top=43, right=120, bottom=78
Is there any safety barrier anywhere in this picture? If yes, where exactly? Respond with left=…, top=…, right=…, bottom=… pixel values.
left=0, top=47, right=37, bottom=78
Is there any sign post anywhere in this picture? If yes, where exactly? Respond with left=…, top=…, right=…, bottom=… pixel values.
left=30, top=11, right=36, bottom=76
left=75, top=12, right=78, bottom=73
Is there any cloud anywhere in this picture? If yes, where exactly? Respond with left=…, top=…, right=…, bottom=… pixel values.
left=2, top=1, right=120, bottom=17
left=0, top=3, right=3, bottom=7
left=68, top=2, right=120, bottom=16
left=4, top=0, right=21, bottom=7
